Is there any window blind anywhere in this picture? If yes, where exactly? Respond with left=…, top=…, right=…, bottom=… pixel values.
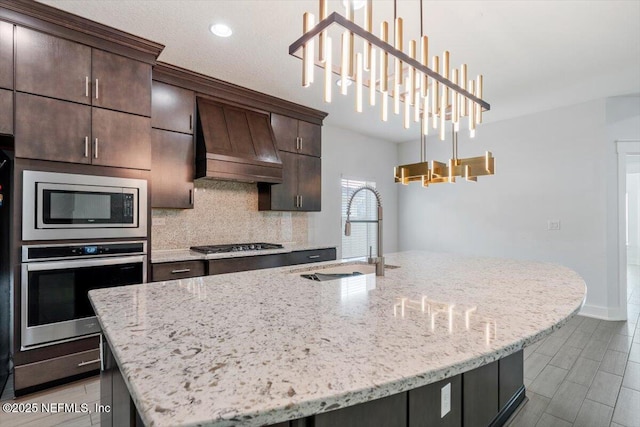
left=341, top=178, right=378, bottom=259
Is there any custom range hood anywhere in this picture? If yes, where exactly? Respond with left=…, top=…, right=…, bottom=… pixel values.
left=195, top=97, right=282, bottom=183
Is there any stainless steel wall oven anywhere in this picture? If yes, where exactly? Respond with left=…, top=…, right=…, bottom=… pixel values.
left=21, top=241, right=146, bottom=349
left=22, top=170, right=147, bottom=241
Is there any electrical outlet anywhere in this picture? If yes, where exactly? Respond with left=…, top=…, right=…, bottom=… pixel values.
left=547, top=220, right=561, bottom=231
left=441, top=383, right=451, bottom=418
left=152, top=217, right=166, bottom=226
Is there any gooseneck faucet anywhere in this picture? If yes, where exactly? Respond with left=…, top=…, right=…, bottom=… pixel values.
left=344, top=186, right=384, bottom=276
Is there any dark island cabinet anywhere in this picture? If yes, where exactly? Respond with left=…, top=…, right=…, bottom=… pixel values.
left=271, top=113, right=321, bottom=157
left=150, top=128, right=194, bottom=208
left=258, top=152, right=321, bottom=211
left=151, top=81, right=194, bottom=134
left=0, top=21, right=13, bottom=90
left=0, top=89, right=12, bottom=135
left=15, top=93, right=151, bottom=170
left=15, top=26, right=151, bottom=117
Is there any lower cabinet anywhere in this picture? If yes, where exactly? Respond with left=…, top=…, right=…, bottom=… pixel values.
left=151, top=260, right=206, bottom=282
left=151, top=248, right=337, bottom=282
left=315, top=393, right=407, bottom=427
left=14, top=348, right=100, bottom=391
left=409, top=376, right=462, bottom=427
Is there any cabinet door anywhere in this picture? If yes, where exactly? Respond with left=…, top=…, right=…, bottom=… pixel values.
left=297, top=120, right=321, bottom=157
left=92, top=49, right=151, bottom=117
left=314, top=393, right=407, bottom=427
left=151, top=129, right=194, bottom=208
left=297, top=155, right=321, bottom=211
left=15, top=93, right=91, bottom=163
left=409, top=376, right=462, bottom=427
left=271, top=113, right=298, bottom=153
left=92, top=108, right=151, bottom=170
left=462, top=361, right=499, bottom=427
left=15, top=27, right=91, bottom=104
left=152, top=81, right=194, bottom=134
left=0, top=89, right=12, bottom=135
left=0, top=21, right=13, bottom=90
left=261, top=150, right=298, bottom=210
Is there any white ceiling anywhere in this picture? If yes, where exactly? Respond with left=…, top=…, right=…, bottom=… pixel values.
left=38, top=0, right=640, bottom=143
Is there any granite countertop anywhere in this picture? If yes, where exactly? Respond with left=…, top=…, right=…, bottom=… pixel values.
left=89, top=251, right=586, bottom=427
left=150, top=244, right=337, bottom=263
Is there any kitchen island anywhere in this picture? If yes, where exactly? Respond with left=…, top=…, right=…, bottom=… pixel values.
left=90, top=251, right=586, bottom=427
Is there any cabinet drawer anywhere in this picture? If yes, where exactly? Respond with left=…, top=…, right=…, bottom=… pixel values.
left=287, top=248, right=336, bottom=266
left=208, top=253, right=288, bottom=275
left=152, top=261, right=206, bottom=281
left=14, top=348, right=100, bottom=390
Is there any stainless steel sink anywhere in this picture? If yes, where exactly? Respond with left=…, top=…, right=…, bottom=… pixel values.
left=295, top=262, right=399, bottom=281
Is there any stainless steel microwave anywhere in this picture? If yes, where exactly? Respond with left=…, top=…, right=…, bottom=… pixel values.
left=22, top=171, right=147, bottom=240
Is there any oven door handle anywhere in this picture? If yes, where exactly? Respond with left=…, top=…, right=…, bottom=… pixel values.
left=24, top=255, right=147, bottom=272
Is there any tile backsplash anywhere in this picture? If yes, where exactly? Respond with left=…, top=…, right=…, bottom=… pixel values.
left=151, top=180, right=308, bottom=250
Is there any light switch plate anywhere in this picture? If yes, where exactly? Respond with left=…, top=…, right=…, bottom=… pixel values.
left=547, top=219, right=561, bottom=231
left=441, top=382, right=451, bottom=418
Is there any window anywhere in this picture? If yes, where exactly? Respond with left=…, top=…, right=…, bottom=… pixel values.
left=341, top=178, right=378, bottom=259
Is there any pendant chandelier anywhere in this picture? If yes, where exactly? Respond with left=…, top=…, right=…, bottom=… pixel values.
left=289, top=0, right=495, bottom=186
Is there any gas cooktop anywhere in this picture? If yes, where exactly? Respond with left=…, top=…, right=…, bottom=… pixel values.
left=189, top=243, right=284, bottom=254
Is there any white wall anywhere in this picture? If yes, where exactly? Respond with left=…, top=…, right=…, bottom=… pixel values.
left=398, top=99, right=612, bottom=316
left=308, top=125, right=399, bottom=258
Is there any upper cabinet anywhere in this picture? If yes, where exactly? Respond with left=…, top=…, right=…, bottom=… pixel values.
left=0, top=89, right=12, bottom=135
left=271, top=113, right=321, bottom=157
left=15, top=27, right=151, bottom=117
left=12, top=25, right=156, bottom=169
left=152, top=81, right=194, bottom=134
left=14, top=93, right=151, bottom=169
left=0, top=21, right=13, bottom=90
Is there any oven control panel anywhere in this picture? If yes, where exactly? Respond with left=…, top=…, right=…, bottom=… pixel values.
left=22, top=241, right=146, bottom=262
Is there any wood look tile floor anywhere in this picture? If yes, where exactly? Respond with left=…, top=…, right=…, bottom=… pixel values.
left=1, top=265, right=639, bottom=427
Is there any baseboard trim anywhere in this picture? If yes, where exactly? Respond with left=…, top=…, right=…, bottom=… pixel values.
left=580, top=304, right=627, bottom=321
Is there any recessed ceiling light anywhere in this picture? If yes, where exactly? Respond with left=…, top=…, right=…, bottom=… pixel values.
left=341, top=0, right=366, bottom=10
left=210, top=23, right=232, bottom=38
left=336, top=79, right=353, bottom=88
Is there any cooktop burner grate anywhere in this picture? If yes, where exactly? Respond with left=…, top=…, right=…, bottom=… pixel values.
left=189, top=243, right=284, bottom=254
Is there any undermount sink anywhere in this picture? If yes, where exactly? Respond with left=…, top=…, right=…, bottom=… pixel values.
left=295, top=262, right=400, bottom=281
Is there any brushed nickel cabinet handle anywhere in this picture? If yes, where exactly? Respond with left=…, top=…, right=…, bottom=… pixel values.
left=299, top=137, right=303, bottom=151
left=77, top=358, right=101, bottom=367
left=189, top=189, right=193, bottom=205
left=94, top=138, right=99, bottom=158
left=85, top=76, right=89, bottom=97
left=308, top=255, right=320, bottom=259
left=299, top=195, right=303, bottom=207
left=171, top=268, right=191, bottom=274
left=95, top=78, right=99, bottom=99
left=84, top=136, right=89, bottom=157
left=189, top=114, right=193, bottom=131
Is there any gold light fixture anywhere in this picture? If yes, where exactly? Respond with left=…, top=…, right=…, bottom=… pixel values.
left=290, top=0, right=495, bottom=187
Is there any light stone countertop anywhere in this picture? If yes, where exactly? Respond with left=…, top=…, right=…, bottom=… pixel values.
left=150, top=244, right=337, bottom=263
left=89, top=251, right=586, bottom=427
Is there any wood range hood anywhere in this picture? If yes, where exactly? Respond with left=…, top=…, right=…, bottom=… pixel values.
left=195, top=97, right=283, bottom=183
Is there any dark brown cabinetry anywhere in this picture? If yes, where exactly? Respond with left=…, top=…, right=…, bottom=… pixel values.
left=151, top=129, right=194, bottom=208
left=152, top=260, right=206, bottom=282
left=152, top=81, right=194, bottom=134
left=0, top=89, right=12, bottom=135
left=271, top=113, right=321, bottom=157
left=463, top=360, right=499, bottom=427
left=409, top=376, right=462, bottom=427
left=258, top=152, right=321, bottom=211
left=150, top=80, right=195, bottom=208
left=315, top=393, right=407, bottom=427
left=15, top=93, right=91, bottom=163
left=0, top=21, right=13, bottom=90
left=15, top=27, right=151, bottom=117
left=150, top=248, right=336, bottom=282
left=14, top=93, right=151, bottom=169
left=259, top=114, right=322, bottom=212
